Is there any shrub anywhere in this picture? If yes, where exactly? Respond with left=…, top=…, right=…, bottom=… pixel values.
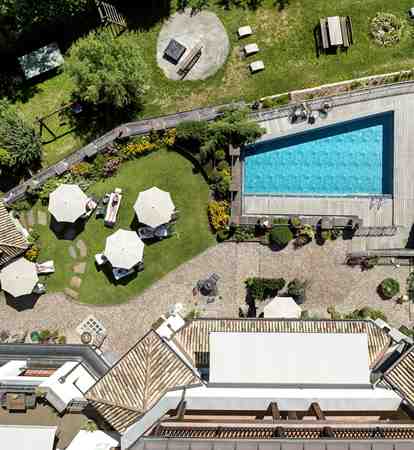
left=207, top=200, right=230, bottom=232
left=379, top=278, right=400, bottom=299
left=370, top=12, right=403, bottom=47
left=38, top=177, right=62, bottom=204
left=217, top=160, right=230, bottom=171
left=290, top=216, right=302, bottom=230
left=301, top=224, right=315, bottom=239
left=10, top=200, right=32, bottom=212
left=287, top=279, right=307, bottom=304
left=70, top=162, right=92, bottom=178
left=102, top=157, right=121, bottom=177
left=121, top=136, right=157, bottom=158
left=399, top=325, right=414, bottom=338
left=268, top=226, right=293, bottom=248
left=216, top=228, right=230, bottom=242
left=261, top=93, right=290, bottom=109
left=344, top=307, right=387, bottom=322
left=175, top=120, right=209, bottom=148
left=245, top=277, right=286, bottom=301
left=361, top=256, right=378, bottom=270
left=321, top=230, right=331, bottom=241
left=215, top=149, right=226, bottom=161
left=25, top=245, right=40, bottom=262
left=162, top=128, right=176, bottom=147
left=293, top=233, right=311, bottom=249
left=28, top=230, right=40, bottom=245
left=234, top=225, right=255, bottom=242
left=65, top=29, right=149, bottom=108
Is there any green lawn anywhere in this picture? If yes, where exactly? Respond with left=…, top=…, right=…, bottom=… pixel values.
left=15, top=0, right=414, bottom=165
left=32, top=149, right=215, bottom=305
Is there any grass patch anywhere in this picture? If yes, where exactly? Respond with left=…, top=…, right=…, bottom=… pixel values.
left=32, top=149, right=215, bottom=305
left=13, top=0, right=414, bottom=166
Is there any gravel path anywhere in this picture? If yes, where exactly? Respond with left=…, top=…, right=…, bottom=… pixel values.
left=0, top=241, right=411, bottom=355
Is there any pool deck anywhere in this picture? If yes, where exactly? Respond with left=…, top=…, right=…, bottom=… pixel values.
left=241, top=92, right=414, bottom=230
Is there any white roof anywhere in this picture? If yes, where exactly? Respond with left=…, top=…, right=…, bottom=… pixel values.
left=67, top=430, right=119, bottom=450
left=209, top=332, right=370, bottom=385
left=0, top=425, right=57, bottom=450
left=18, top=42, right=64, bottom=79
left=263, top=296, right=301, bottom=318
left=134, top=187, right=175, bottom=228
left=104, top=229, right=144, bottom=270
left=48, top=184, right=88, bottom=223
left=0, top=258, right=38, bottom=297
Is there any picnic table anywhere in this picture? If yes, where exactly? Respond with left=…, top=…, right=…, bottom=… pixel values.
left=327, top=16, right=343, bottom=46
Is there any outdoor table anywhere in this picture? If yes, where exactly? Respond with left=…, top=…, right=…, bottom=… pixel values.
left=6, top=393, right=26, bottom=411
left=327, top=16, right=343, bottom=46
left=164, top=39, right=186, bottom=64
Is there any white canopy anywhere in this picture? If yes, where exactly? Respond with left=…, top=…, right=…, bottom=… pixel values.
left=48, top=184, right=88, bottom=223
left=104, top=229, right=144, bottom=270
left=0, top=258, right=38, bottom=297
left=134, top=187, right=175, bottom=228
left=263, top=296, right=301, bottom=318
left=67, top=430, right=119, bottom=450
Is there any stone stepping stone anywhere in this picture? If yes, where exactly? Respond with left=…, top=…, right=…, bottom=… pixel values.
left=76, top=239, right=87, bottom=258
left=37, top=210, right=47, bottom=226
left=68, top=246, right=77, bottom=259
left=73, top=262, right=86, bottom=274
left=70, top=276, right=82, bottom=289
left=26, top=210, right=35, bottom=227
left=64, top=288, right=79, bottom=300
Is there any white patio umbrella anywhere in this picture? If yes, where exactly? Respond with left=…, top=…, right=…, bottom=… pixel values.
left=48, top=184, right=89, bottom=223
left=0, top=258, right=38, bottom=297
left=263, top=296, right=301, bottom=319
left=104, top=229, right=144, bottom=270
left=134, top=187, right=175, bottom=228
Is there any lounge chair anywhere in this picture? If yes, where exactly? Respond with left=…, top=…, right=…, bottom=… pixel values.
left=238, top=25, right=253, bottom=38
left=154, top=225, right=169, bottom=239
left=112, top=267, right=134, bottom=281
left=244, top=43, right=259, bottom=56
left=249, top=60, right=265, bottom=73
left=36, top=260, right=55, bottom=275
left=138, top=226, right=155, bottom=240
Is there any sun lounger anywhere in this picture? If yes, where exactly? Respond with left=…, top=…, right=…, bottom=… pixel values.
left=104, top=190, right=122, bottom=227
left=244, top=43, right=259, bottom=56
left=249, top=60, right=265, bottom=73
left=238, top=25, right=252, bottom=38
left=36, top=260, right=55, bottom=275
left=138, top=226, right=155, bottom=240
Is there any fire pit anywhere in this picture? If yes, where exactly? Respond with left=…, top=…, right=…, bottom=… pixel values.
left=164, top=39, right=186, bottom=64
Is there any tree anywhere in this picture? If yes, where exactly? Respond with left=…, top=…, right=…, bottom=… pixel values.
left=0, top=99, right=42, bottom=171
left=65, top=29, right=149, bottom=109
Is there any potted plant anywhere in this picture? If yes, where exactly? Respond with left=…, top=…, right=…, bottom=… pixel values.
left=379, top=278, right=400, bottom=299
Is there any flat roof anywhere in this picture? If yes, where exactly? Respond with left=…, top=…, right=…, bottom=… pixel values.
left=0, top=425, right=57, bottom=450
left=209, top=332, right=370, bottom=386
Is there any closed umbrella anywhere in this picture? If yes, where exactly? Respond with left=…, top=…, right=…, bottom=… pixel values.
left=104, top=229, right=144, bottom=270
left=48, top=184, right=89, bottom=223
left=0, top=258, right=38, bottom=297
left=263, top=296, right=301, bottom=319
left=134, top=187, right=175, bottom=228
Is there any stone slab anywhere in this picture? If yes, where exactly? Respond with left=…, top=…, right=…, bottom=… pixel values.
left=70, top=276, right=82, bottom=289
left=26, top=210, right=35, bottom=227
left=68, top=246, right=77, bottom=259
left=73, top=262, right=86, bottom=274
left=64, top=288, right=79, bottom=300
left=37, top=210, right=47, bottom=226
left=76, top=239, right=87, bottom=258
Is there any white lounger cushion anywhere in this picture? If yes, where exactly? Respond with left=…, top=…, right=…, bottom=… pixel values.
left=238, top=25, right=252, bottom=38
left=244, top=43, right=259, bottom=55
left=249, top=60, right=265, bottom=73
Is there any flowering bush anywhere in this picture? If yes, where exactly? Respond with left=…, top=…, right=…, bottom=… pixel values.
left=370, top=12, right=403, bottom=47
left=207, top=200, right=229, bottom=232
left=102, top=157, right=121, bottom=177
left=70, top=161, right=92, bottom=178
left=122, top=136, right=157, bottom=158
left=162, top=128, right=176, bottom=147
left=25, top=244, right=40, bottom=262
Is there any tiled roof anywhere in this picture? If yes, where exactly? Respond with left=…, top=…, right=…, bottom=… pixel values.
left=0, top=201, right=28, bottom=267
left=173, top=319, right=390, bottom=368
left=86, top=330, right=201, bottom=432
left=384, top=346, right=414, bottom=407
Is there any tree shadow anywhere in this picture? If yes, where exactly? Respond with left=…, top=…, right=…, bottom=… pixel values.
left=5, top=292, right=41, bottom=311
left=114, top=0, right=173, bottom=31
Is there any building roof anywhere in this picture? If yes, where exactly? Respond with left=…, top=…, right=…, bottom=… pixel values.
left=0, top=201, right=28, bottom=267
left=209, top=332, right=370, bottom=386
left=86, top=330, right=202, bottom=432
left=0, top=425, right=57, bottom=450
left=173, top=319, right=390, bottom=369
left=384, top=345, right=414, bottom=407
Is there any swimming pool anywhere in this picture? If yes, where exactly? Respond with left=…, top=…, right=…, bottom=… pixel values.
left=243, top=112, right=394, bottom=196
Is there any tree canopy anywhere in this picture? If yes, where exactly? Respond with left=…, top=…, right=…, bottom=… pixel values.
left=64, top=29, right=149, bottom=109
left=0, top=98, right=42, bottom=171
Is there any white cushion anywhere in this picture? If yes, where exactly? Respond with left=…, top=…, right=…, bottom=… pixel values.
left=249, top=60, right=265, bottom=73
left=238, top=26, right=252, bottom=37
left=244, top=43, right=259, bottom=55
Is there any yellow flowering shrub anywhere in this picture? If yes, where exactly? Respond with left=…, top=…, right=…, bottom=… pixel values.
left=25, top=244, right=40, bottom=262
left=208, top=200, right=230, bottom=232
left=70, top=162, right=92, bottom=177
left=162, top=128, right=176, bottom=147
left=122, top=137, right=157, bottom=158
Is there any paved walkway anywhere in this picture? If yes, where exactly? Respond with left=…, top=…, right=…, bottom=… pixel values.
left=0, top=241, right=411, bottom=355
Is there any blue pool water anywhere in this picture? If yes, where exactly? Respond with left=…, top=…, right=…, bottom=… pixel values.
left=243, top=112, right=394, bottom=196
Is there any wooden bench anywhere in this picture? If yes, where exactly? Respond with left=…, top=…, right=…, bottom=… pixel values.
left=177, top=42, right=203, bottom=79
left=320, top=19, right=329, bottom=50
left=340, top=17, right=350, bottom=48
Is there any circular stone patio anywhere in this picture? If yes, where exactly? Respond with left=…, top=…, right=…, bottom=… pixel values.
left=157, top=9, right=229, bottom=81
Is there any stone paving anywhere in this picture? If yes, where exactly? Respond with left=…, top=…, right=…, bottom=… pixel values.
left=0, top=241, right=412, bottom=355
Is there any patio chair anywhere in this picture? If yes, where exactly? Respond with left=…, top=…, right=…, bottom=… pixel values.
left=95, top=204, right=106, bottom=219
left=112, top=267, right=134, bottom=281
left=244, top=43, right=259, bottom=56
left=154, top=225, right=169, bottom=239
left=95, top=253, right=107, bottom=266
left=36, top=260, right=55, bottom=275
left=249, top=60, right=265, bottom=73
left=33, top=283, right=46, bottom=295
left=138, top=226, right=155, bottom=240
left=210, top=273, right=220, bottom=283
left=238, top=25, right=253, bottom=38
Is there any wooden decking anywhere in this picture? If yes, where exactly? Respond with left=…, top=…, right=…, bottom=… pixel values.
left=242, top=92, right=414, bottom=230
